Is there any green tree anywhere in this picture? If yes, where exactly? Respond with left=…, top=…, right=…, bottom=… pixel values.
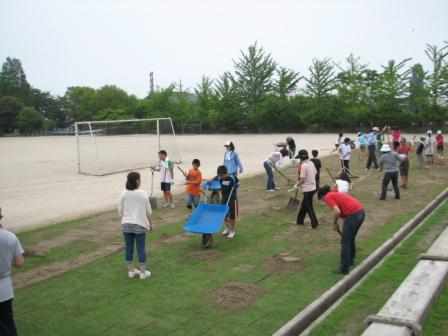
left=408, top=63, right=428, bottom=116
left=0, top=96, right=24, bottom=134
left=62, top=86, right=96, bottom=121
left=16, top=106, right=44, bottom=134
left=425, top=43, right=448, bottom=105
left=94, top=85, right=135, bottom=118
left=194, top=75, right=215, bottom=129
left=29, top=88, right=67, bottom=127
left=274, top=67, right=301, bottom=98
left=233, top=42, right=277, bottom=130
left=304, top=58, right=336, bottom=100
left=214, top=72, right=243, bottom=131
left=0, top=57, right=31, bottom=100
left=374, top=58, right=412, bottom=125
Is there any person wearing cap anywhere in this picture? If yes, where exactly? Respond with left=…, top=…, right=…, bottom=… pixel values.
left=366, top=127, right=380, bottom=170
left=296, top=149, right=319, bottom=229
left=264, top=148, right=289, bottom=192
left=317, top=186, right=365, bottom=275
left=435, top=130, right=444, bottom=159
left=378, top=144, right=405, bottom=200
left=223, top=141, right=243, bottom=177
left=358, top=132, right=367, bottom=160
left=425, top=130, right=435, bottom=168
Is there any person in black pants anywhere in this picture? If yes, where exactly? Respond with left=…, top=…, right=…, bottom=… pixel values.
left=366, top=127, right=379, bottom=169
left=318, top=186, right=365, bottom=275
left=378, top=144, right=404, bottom=200
left=296, top=150, right=318, bottom=229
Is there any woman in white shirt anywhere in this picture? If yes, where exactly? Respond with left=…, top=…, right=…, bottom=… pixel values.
left=118, top=172, right=153, bottom=280
left=263, top=148, right=289, bottom=191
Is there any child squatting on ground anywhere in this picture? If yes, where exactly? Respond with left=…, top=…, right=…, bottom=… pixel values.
left=155, top=150, right=175, bottom=209
left=118, top=172, right=153, bottom=280
left=212, top=165, right=239, bottom=239
left=183, top=159, right=203, bottom=211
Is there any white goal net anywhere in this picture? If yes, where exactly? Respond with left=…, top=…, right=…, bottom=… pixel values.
left=75, top=118, right=181, bottom=176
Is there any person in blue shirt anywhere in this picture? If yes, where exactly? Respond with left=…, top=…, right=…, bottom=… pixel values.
left=366, top=127, right=379, bottom=170
left=358, top=132, right=367, bottom=161
left=223, top=141, right=243, bottom=176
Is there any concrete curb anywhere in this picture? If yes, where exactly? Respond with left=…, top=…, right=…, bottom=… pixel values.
left=272, top=187, right=448, bottom=336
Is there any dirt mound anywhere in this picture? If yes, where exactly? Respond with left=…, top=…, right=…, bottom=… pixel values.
left=188, top=250, right=222, bottom=261
left=208, top=282, right=265, bottom=311
left=262, top=254, right=307, bottom=272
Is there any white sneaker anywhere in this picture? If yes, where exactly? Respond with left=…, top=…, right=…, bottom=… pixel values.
left=222, top=228, right=230, bottom=236
left=140, top=270, right=152, bottom=280
left=128, top=268, right=140, bottom=278
left=227, top=231, right=236, bottom=239
left=266, top=189, right=275, bottom=192
left=163, top=203, right=170, bottom=208
left=170, top=203, right=176, bottom=209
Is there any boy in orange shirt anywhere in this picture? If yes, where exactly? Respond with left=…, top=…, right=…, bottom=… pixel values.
left=185, top=159, right=203, bottom=211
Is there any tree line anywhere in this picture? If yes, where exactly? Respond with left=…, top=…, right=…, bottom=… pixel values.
left=1, top=42, right=447, bottom=135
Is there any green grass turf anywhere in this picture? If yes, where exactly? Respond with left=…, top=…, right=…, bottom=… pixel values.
left=309, top=200, right=448, bottom=336
left=12, top=153, right=448, bottom=335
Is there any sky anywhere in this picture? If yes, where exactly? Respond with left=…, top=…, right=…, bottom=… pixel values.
left=0, top=0, right=447, bottom=98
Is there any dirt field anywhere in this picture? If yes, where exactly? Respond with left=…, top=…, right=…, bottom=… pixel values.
left=0, top=133, right=341, bottom=231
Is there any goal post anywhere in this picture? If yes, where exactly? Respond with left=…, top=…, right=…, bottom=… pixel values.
left=75, top=118, right=181, bottom=176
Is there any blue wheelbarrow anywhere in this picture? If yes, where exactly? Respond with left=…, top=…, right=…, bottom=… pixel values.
left=184, top=181, right=234, bottom=248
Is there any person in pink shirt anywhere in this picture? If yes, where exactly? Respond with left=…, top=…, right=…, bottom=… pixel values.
left=295, top=149, right=319, bottom=229
left=436, top=130, right=444, bottom=158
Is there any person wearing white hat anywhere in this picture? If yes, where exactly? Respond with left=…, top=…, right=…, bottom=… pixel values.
left=366, top=127, right=380, bottom=170
left=223, top=141, right=243, bottom=177
left=435, top=130, right=444, bottom=159
left=378, top=144, right=405, bottom=200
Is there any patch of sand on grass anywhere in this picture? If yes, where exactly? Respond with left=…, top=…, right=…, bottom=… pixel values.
left=188, top=250, right=222, bottom=261
left=14, top=243, right=123, bottom=290
left=262, top=254, right=308, bottom=272
left=208, top=282, right=265, bottom=311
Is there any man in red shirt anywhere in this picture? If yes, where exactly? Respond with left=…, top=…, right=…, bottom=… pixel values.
left=318, top=185, right=365, bottom=275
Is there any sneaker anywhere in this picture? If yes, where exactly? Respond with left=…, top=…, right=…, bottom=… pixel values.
left=140, top=270, right=152, bottom=280
left=332, top=268, right=348, bottom=275
left=163, top=203, right=170, bottom=208
left=266, top=189, right=275, bottom=192
left=170, top=203, right=176, bottom=209
left=222, top=228, right=230, bottom=236
left=227, top=231, right=236, bottom=239
left=128, top=268, right=140, bottom=279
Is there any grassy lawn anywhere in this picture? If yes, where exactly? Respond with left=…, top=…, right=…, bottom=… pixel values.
left=309, top=200, right=448, bottom=336
left=12, top=153, right=448, bottom=335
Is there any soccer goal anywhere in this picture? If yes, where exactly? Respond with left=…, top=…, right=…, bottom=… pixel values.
left=182, top=123, right=203, bottom=134
left=75, top=118, right=181, bottom=176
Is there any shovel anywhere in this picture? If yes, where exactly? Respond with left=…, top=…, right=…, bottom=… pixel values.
left=271, top=164, right=295, bottom=186
left=149, top=168, right=158, bottom=209
left=286, top=188, right=300, bottom=212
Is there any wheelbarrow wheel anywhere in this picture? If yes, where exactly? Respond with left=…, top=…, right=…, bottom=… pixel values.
left=201, top=234, right=213, bottom=249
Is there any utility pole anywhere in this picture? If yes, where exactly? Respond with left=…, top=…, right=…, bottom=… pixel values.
left=149, top=71, right=154, bottom=94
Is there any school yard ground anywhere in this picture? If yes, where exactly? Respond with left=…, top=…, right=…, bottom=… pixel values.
left=11, top=150, right=448, bottom=335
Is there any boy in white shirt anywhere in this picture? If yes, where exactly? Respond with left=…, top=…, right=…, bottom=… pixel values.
left=156, top=150, right=175, bottom=209
left=338, top=137, right=352, bottom=174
